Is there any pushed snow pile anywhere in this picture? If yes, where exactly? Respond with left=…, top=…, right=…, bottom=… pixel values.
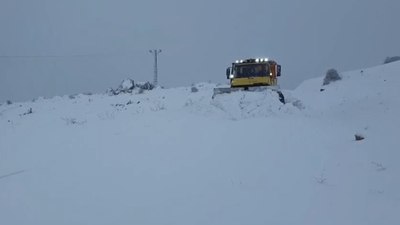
left=1, top=62, right=400, bottom=225
left=183, top=85, right=296, bottom=119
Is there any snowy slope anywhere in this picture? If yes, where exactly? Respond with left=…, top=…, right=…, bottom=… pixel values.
left=0, top=62, right=399, bottom=225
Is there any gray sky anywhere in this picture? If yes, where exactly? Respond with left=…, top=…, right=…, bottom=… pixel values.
left=1, top=0, right=399, bottom=102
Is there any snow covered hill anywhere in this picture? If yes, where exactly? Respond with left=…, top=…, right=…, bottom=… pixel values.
left=1, top=62, right=399, bottom=225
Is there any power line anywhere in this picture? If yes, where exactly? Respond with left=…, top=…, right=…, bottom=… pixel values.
left=0, top=54, right=95, bottom=58
left=0, top=170, right=26, bottom=180
left=0, top=52, right=134, bottom=59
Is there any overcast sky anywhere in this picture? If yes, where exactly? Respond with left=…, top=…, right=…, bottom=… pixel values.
left=1, top=0, right=399, bottom=102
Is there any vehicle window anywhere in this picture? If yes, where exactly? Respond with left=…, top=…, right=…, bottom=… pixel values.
left=235, top=64, right=268, bottom=77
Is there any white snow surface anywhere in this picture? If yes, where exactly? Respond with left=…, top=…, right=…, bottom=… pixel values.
left=1, top=62, right=400, bottom=225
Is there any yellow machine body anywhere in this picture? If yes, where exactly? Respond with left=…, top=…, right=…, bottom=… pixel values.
left=228, top=59, right=281, bottom=88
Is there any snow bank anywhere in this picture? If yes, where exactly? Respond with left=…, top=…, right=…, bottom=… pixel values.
left=1, top=62, right=399, bottom=225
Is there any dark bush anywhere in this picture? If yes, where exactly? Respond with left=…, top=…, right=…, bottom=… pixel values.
left=383, top=56, right=400, bottom=64
left=69, top=94, right=79, bottom=99
left=323, top=69, right=341, bottom=85
left=136, top=81, right=154, bottom=90
left=355, top=134, right=365, bottom=141
left=106, top=79, right=154, bottom=96
left=191, top=86, right=199, bottom=93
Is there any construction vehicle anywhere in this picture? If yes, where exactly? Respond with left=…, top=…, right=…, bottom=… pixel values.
left=213, top=58, right=285, bottom=103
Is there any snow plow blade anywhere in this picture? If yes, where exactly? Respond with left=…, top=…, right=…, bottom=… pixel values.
left=212, top=86, right=285, bottom=104
left=212, top=87, right=235, bottom=97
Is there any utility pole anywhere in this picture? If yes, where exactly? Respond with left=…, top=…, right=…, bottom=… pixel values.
left=149, top=49, right=162, bottom=86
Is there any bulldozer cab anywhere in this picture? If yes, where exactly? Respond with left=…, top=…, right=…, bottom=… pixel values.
left=227, top=58, right=281, bottom=88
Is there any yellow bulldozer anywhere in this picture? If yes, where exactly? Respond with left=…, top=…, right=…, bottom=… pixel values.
left=213, top=58, right=285, bottom=103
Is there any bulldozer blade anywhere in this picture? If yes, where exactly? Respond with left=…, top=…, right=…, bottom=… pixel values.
left=213, top=86, right=271, bottom=98
left=212, top=87, right=233, bottom=97
left=212, top=86, right=285, bottom=103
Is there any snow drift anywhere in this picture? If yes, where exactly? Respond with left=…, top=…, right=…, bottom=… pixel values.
left=1, top=62, right=399, bottom=225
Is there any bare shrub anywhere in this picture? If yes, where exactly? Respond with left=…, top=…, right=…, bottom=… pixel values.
left=323, top=68, right=341, bottom=85
left=191, top=86, right=199, bottom=93
left=355, top=133, right=365, bottom=141
left=371, top=161, right=386, bottom=172
left=136, top=81, right=154, bottom=90
left=20, top=108, right=33, bottom=116
left=383, top=56, right=400, bottom=64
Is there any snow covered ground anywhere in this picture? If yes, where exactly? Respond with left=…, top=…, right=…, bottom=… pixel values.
left=1, top=61, right=399, bottom=225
